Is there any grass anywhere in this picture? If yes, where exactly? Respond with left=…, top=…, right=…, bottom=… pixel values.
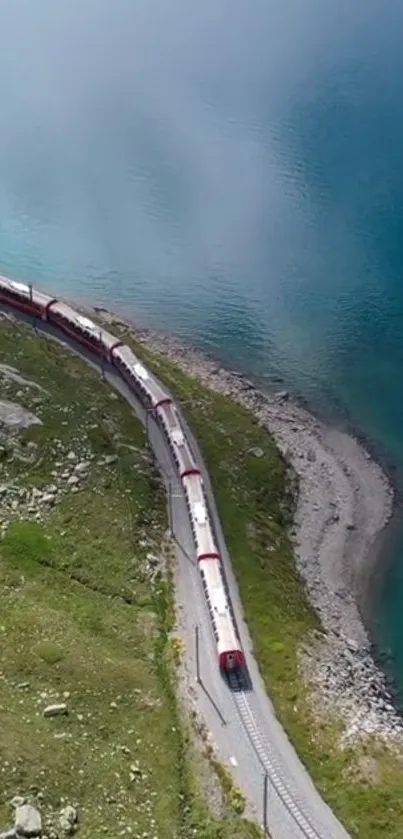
left=110, top=320, right=403, bottom=839
left=0, top=318, right=261, bottom=839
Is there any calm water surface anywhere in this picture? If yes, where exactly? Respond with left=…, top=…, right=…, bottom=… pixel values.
left=1, top=0, right=403, bottom=691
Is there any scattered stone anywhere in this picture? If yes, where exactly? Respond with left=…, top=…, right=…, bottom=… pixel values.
left=43, top=703, right=68, bottom=718
left=130, top=762, right=141, bottom=775
left=41, top=494, right=56, bottom=506
left=103, top=454, right=118, bottom=465
left=14, top=804, right=42, bottom=837
left=59, top=805, right=78, bottom=835
left=74, top=462, right=89, bottom=474
left=248, top=447, right=264, bottom=458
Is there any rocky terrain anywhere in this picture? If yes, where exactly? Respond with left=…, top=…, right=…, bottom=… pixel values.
left=0, top=338, right=179, bottom=839
left=0, top=799, right=78, bottom=839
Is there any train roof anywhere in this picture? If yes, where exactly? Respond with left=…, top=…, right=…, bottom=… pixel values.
left=199, top=558, right=240, bottom=654
left=159, top=403, right=197, bottom=474
left=183, top=473, right=217, bottom=557
left=50, top=301, right=119, bottom=349
left=0, top=275, right=54, bottom=306
left=182, top=471, right=206, bottom=506
left=113, top=344, right=170, bottom=407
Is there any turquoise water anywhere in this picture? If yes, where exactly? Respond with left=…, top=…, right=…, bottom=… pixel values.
left=1, top=1, right=403, bottom=688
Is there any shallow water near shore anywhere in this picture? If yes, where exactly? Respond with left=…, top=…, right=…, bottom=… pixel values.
left=1, top=1, right=403, bottom=694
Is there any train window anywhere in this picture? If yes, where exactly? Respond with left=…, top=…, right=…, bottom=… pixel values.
left=12, top=289, right=25, bottom=302
left=210, top=618, right=219, bottom=641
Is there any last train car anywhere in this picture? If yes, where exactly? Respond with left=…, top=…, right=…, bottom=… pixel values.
left=0, top=275, right=56, bottom=319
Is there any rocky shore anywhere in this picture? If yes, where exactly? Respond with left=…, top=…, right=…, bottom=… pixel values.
left=94, top=311, right=401, bottom=746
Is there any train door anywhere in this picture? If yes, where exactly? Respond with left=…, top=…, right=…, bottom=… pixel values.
left=226, top=652, right=236, bottom=670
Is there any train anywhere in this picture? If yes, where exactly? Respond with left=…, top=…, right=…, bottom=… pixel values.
left=0, top=274, right=245, bottom=673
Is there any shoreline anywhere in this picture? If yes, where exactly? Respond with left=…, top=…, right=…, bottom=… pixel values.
left=90, top=306, right=403, bottom=744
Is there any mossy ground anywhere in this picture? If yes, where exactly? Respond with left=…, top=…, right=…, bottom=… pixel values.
left=0, top=317, right=260, bottom=839
left=112, top=321, right=403, bottom=839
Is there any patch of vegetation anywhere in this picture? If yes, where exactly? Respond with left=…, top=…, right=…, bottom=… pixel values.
left=115, top=323, right=403, bottom=839
left=0, top=319, right=260, bottom=839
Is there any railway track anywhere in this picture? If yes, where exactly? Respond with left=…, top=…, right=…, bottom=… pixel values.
left=228, top=672, right=326, bottom=839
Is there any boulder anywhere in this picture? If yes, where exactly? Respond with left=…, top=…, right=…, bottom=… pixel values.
left=14, top=804, right=42, bottom=837
left=59, top=805, right=78, bottom=835
left=248, top=447, right=264, bottom=458
left=43, top=703, right=68, bottom=718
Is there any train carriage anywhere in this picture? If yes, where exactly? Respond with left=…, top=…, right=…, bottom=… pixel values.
left=46, top=301, right=123, bottom=358
left=0, top=275, right=56, bottom=319
left=156, top=402, right=200, bottom=479
left=198, top=557, right=245, bottom=671
left=182, top=470, right=244, bottom=671
left=181, top=471, right=219, bottom=561
left=111, top=344, right=171, bottom=410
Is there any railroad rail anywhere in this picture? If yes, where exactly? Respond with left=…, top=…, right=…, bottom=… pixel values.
left=228, top=672, right=325, bottom=839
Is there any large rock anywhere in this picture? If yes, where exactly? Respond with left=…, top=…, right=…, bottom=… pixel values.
left=14, top=804, right=42, bottom=837
left=43, top=703, right=68, bottom=718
